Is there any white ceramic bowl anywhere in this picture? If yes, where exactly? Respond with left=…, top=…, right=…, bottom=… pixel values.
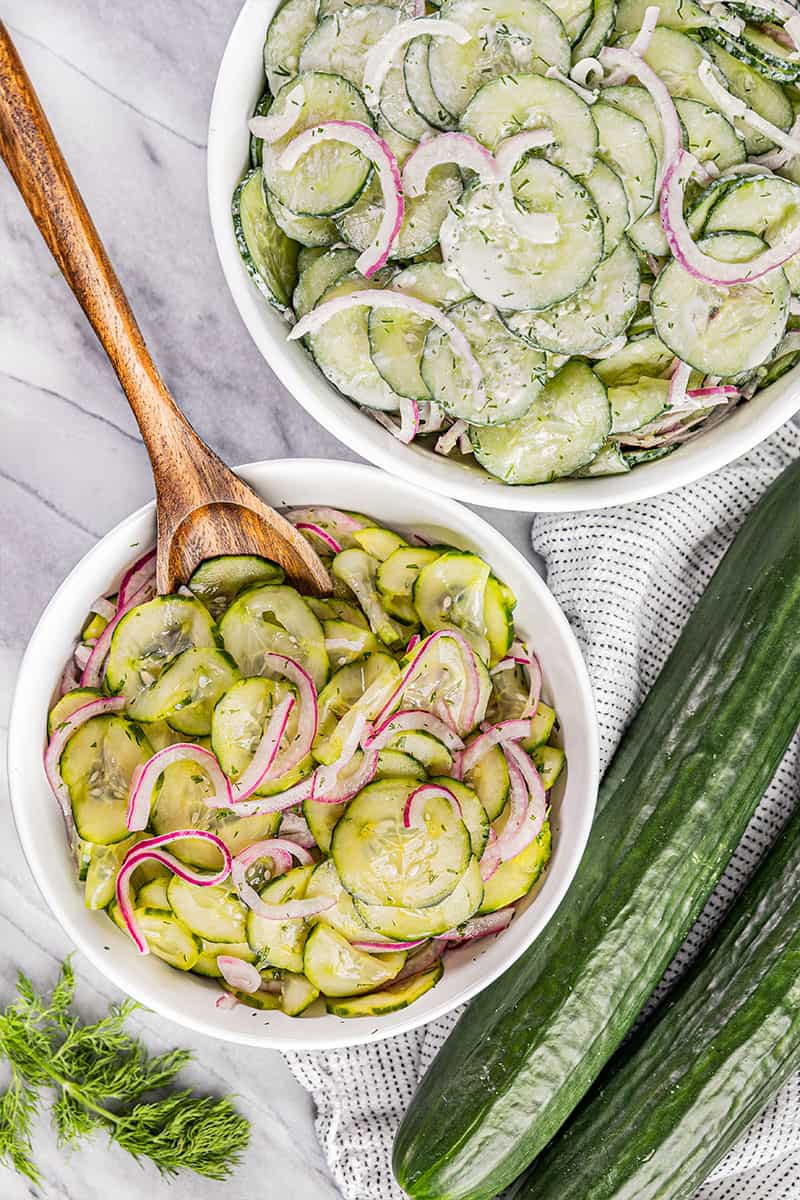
left=208, top=0, right=800, bottom=512
left=8, top=460, right=598, bottom=1049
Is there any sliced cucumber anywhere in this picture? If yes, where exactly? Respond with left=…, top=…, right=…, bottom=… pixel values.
left=304, top=925, right=407, bottom=996
left=305, top=858, right=373, bottom=940
left=61, top=716, right=152, bottom=845
left=460, top=73, right=598, bottom=177
left=421, top=299, right=546, bottom=426
left=212, top=676, right=313, bottom=795
left=368, top=263, right=472, bottom=400
left=263, top=0, right=320, bottom=96
left=505, top=238, right=639, bottom=355
left=463, top=743, right=509, bottom=821
left=303, top=796, right=347, bottom=853
left=651, top=231, right=790, bottom=376
left=250, top=92, right=271, bottom=169
left=132, top=908, right=202, bottom=970
left=167, top=876, right=248, bottom=943
left=375, top=749, right=428, bottom=780
left=84, top=834, right=141, bottom=910
left=533, top=743, right=566, bottom=788
left=267, top=190, right=338, bottom=249
left=386, top=730, right=454, bottom=774
left=616, top=0, right=710, bottom=33
left=105, top=595, right=217, bottom=707
left=702, top=174, right=800, bottom=293
left=327, top=961, right=443, bottom=1016
left=470, top=359, right=611, bottom=484
left=246, top=863, right=316, bottom=972
left=428, top=0, right=570, bottom=117
left=331, top=778, right=471, bottom=908
left=298, top=6, right=399, bottom=87
left=188, top=554, right=283, bottom=620
left=479, top=819, right=551, bottom=912
left=315, top=651, right=400, bottom=762
left=592, top=332, right=674, bottom=386
left=192, top=939, right=256, bottom=979
left=609, top=376, right=670, bottom=435
left=675, top=97, right=746, bottom=174
left=580, top=161, right=630, bottom=257
left=262, top=72, right=373, bottom=216
left=127, top=647, right=240, bottom=736
left=352, top=526, right=409, bottom=561
left=297, top=245, right=326, bottom=272
left=430, top=776, right=490, bottom=858
left=404, top=37, right=457, bottom=130
left=293, top=246, right=359, bottom=320
left=324, top=619, right=379, bottom=668
left=228, top=986, right=282, bottom=1011
left=627, top=211, right=668, bottom=258
left=232, top=169, right=299, bottom=313
left=136, top=876, right=172, bottom=909
left=601, top=84, right=663, bottom=163
left=704, top=41, right=794, bottom=154
left=413, top=550, right=491, bottom=661
left=546, top=0, right=593, bottom=41
left=332, top=548, right=407, bottom=646
left=401, top=631, right=491, bottom=735
left=573, top=0, right=616, bottom=57
left=707, top=24, right=800, bottom=84
left=355, top=854, right=483, bottom=938
left=281, top=971, right=321, bottom=1015
left=377, top=545, right=445, bottom=605
left=592, top=101, right=657, bottom=224
left=340, top=163, right=463, bottom=263
left=48, top=687, right=101, bottom=738
left=307, top=595, right=369, bottom=627
left=380, top=62, right=437, bottom=142
left=219, top=582, right=329, bottom=690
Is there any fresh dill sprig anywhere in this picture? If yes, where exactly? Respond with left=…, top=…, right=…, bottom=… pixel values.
left=0, top=960, right=249, bottom=1181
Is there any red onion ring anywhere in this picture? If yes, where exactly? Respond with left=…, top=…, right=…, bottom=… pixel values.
left=230, top=838, right=332, bottom=921
left=437, top=906, right=514, bottom=943
left=118, top=548, right=156, bottom=609
left=126, top=743, right=234, bottom=832
left=216, top=956, right=263, bottom=993
left=374, top=629, right=483, bottom=734
left=459, top=718, right=531, bottom=777
left=294, top=522, right=343, bottom=554
left=479, top=826, right=501, bottom=882
left=365, top=708, right=465, bottom=753
left=403, top=782, right=463, bottom=829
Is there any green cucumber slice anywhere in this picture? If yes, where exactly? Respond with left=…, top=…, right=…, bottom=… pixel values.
left=479, top=818, right=551, bottom=912
left=250, top=92, right=271, bottom=169
left=48, top=687, right=101, bottom=738
left=375, top=749, right=428, bottom=780
left=298, top=6, right=399, bottom=87
left=413, top=550, right=492, bottom=661
left=421, top=299, right=546, bottom=426
left=281, top=971, right=321, bottom=1015
left=187, top=554, right=284, bottom=620
left=136, top=876, right=171, bottom=908
left=304, top=925, right=407, bottom=996
left=355, top=854, right=483, bottom=938
left=127, top=647, right=240, bottom=736
left=315, top=651, right=400, bottom=763
left=470, top=360, right=610, bottom=484
left=219, top=583, right=329, bottom=690
left=601, top=84, right=663, bottom=162
left=460, top=73, right=598, bottom=177
left=707, top=24, right=800, bottom=84
left=267, top=190, right=338, bottom=249
left=580, top=161, right=630, bottom=257
left=651, top=232, right=790, bottom=376
left=404, top=37, right=457, bottom=130
left=704, top=41, right=794, bottom=154
left=262, top=72, right=373, bottom=216
left=211, top=676, right=313, bottom=795
left=327, top=961, right=443, bottom=1017
left=132, top=908, right=202, bottom=970
left=592, top=332, right=674, bottom=386
left=293, top=246, right=359, bottom=320
left=167, top=876, right=248, bottom=944
left=377, top=545, right=446, bottom=603
left=380, top=62, right=437, bottom=142
left=609, top=377, right=670, bottom=435
left=592, top=101, right=657, bottom=224
left=338, top=165, right=463, bottom=262
left=324, top=619, right=379, bottom=669
left=246, top=863, right=316, bottom=971
left=263, top=0, right=319, bottom=96
left=386, top=730, right=454, bottom=775
left=105, top=595, right=217, bottom=707
left=352, top=526, right=409, bottom=560
left=484, top=576, right=515, bottom=662
left=332, top=548, right=408, bottom=646
left=429, top=0, right=570, bottom=117
left=302, top=797, right=347, bottom=853
left=430, top=776, right=490, bottom=858
left=305, top=858, right=373, bottom=940
left=61, top=716, right=152, bottom=845
left=331, top=778, right=471, bottom=908
left=702, top=174, right=800, bottom=293
left=84, top=835, right=141, bottom=910
left=232, top=169, right=299, bottom=313
left=675, top=97, right=746, bottom=173
left=307, top=596, right=369, bottom=628
left=545, top=0, right=593, bottom=41
left=573, top=0, right=616, bottom=57
left=463, top=743, right=509, bottom=821
left=192, top=939, right=256, bottom=979
left=616, top=0, right=710, bottom=32
left=533, top=743, right=566, bottom=788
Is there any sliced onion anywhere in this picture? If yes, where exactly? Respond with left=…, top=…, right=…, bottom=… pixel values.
left=365, top=708, right=465, bottom=752
left=118, top=548, right=156, bottom=609
left=628, top=4, right=660, bottom=58
left=363, top=19, right=471, bottom=112
left=258, top=652, right=319, bottom=778
left=600, top=45, right=681, bottom=195
left=698, top=59, right=800, bottom=157
left=744, top=0, right=800, bottom=49
left=80, top=575, right=156, bottom=688
left=217, top=956, right=262, bottom=993
left=248, top=83, right=306, bottom=143
left=115, top=831, right=232, bottom=955
left=45, top=695, right=127, bottom=828
left=660, top=150, right=800, bottom=285
left=374, top=630, right=482, bottom=732
left=586, top=334, right=629, bottom=360
left=571, top=56, right=604, bottom=89
left=228, top=694, right=295, bottom=801
left=73, top=642, right=93, bottom=669
left=406, top=632, right=421, bottom=654
left=89, top=596, right=116, bottom=622
left=459, top=719, right=531, bottom=776
left=371, top=397, right=420, bottom=444
left=215, top=992, right=239, bottom=1010
left=127, top=743, right=233, bottom=831
left=229, top=837, right=329, bottom=921
left=392, top=941, right=445, bottom=983
left=351, top=938, right=427, bottom=952
left=294, top=522, right=343, bottom=554
left=418, top=401, right=444, bottom=434
left=403, top=782, right=463, bottom=829
left=686, top=385, right=740, bottom=402
left=545, top=64, right=597, bottom=104
left=435, top=419, right=469, bottom=456
left=58, top=659, right=81, bottom=698
left=280, top=122, right=403, bottom=276
left=753, top=114, right=800, bottom=170
left=437, top=906, right=514, bottom=943
left=284, top=507, right=366, bottom=535
left=496, top=744, right=547, bottom=862
left=669, top=360, right=692, bottom=410
left=402, top=131, right=498, bottom=197
left=495, top=132, right=560, bottom=243
left=290, top=291, right=485, bottom=399
left=279, top=811, right=317, bottom=849
left=311, top=714, right=377, bottom=802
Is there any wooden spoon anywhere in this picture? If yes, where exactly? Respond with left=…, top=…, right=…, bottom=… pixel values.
left=0, top=22, right=331, bottom=596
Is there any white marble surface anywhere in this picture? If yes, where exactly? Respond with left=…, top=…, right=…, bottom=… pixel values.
left=0, top=2, right=536, bottom=1195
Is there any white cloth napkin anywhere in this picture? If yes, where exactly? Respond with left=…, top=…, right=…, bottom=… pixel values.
left=286, top=425, right=800, bottom=1200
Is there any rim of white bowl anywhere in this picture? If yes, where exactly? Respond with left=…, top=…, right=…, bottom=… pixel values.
left=8, top=460, right=599, bottom=1049
left=207, top=0, right=800, bottom=514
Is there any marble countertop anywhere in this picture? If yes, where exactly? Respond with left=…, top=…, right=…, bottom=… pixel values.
left=0, top=3, right=535, bottom=1196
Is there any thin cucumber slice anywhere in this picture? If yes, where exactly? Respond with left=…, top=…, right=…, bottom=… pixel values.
left=368, top=263, right=472, bottom=400
left=307, top=596, right=370, bottom=627
left=440, top=168, right=603, bottom=312
left=651, top=232, right=790, bottom=376
left=545, top=0, right=593, bottom=41
left=262, top=72, right=373, bottom=216
left=580, top=161, right=630, bottom=258
left=305, top=858, right=373, bottom=941
left=263, top=0, right=320, bottom=95
left=377, top=545, right=446, bottom=603
left=219, top=582, right=329, bottom=690
left=609, top=377, right=670, bottom=434
left=592, top=331, right=674, bottom=386
left=233, top=169, right=299, bottom=313
left=337, top=165, right=463, bottom=262
left=327, top=960, right=443, bottom=1016
left=627, top=211, right=668, bottom=258
left=592, top=101, right=657, bottom=224
left=572, top=0, right=616, bottom=57
left=459, top=73, right=598, bottom=176
left=352, top=526, right=409, bottom=560
left=331, top=778, right=471, bottom=908
left=332, top=548, right=407, bottom=646
left=136, top=877, right=171, bottom=908
left=702, top=174, right=800, bottom=293
left=304, top=925, right=407, bottom=996
left=188, top=554, right=284, bottom=620
left=479, top=819, right=551, bottom=912
left=192, top=939, right=256, bottom=979
left=151, top=759, right=280, bottom=868
left=404, top=37, right=457, bottom=130
left=250, top=92, right=271, bottom=169
left=484, top=576, right=515, bottom=662
left=413, top=550, right=492, bottom=661
left=302, top=796, right=347, bottom=853
left=505, top=238, right=639, bottom=355
left=227, top=986, right=281, bottom=1011
left=281, top=971, right=321, bottom=1015
left=526, top=701, right=557, bottom=750
left=324, top=619, right=379, bottom=669
left=293, top=246, right=359, bottom=320
left=315, top=651, right=400, bottom=762
left=61, top=716, right=152, bottom=845
left=132, top=908, right=202, bottom=970
left=616, top=0, right=710, bottom=32
left=298, top=6, right=399, bottom=88
left=246, top=863, right=316, bottom=972
left=533, top=743, right=566, bottom=788
left=470, top=359, right=610, bottom=483
left=707, top=25, right=800, bottom=84
left=355, top=854, right=483, bottom=938
left=623, top=444, right=677, bottom=466
left=675, top=97, right=746, bottom=173
left=167, top=877, right=247, bottom=944
left=127, top=647, right=240, bottom=736
left=430, top=775, right=490, bottom=858
left=211, top=676, right=313, bottom=795
left=601, top=84, right=663, bottom=163
left=84, top=835, right=141, bottom=910
left=401, top=635, right=492, bottom=735
left=428, top=0, right=570, bottom=117
left=297, top=245, right=326, bottom=272
left=463, top=743, right=509, bottom=821
left=308, top=271, right=406, bottom=412
left=319, top=0, right=404, bottom=12
left=704, top=41, right=793, bottom=154
left=267, top=190, right=338, bottom=249
left=48, top=687, right=101, bottom=738
left=105, top=595, right=217, bottom=707
left=421, top=299, right=546, bottom=426
left=380, top=62, right=437, bottom=142
left=375, top=749, right=428, bottom=780
left=387, top=729, right=454, bottom=774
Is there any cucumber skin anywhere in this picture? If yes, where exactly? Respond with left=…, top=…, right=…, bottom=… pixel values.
left=393, top=458, right=800, bottom=1200
left=513, top=796, right=800, bottom=1200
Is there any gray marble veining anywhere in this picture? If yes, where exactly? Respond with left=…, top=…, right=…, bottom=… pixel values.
left=0, top=2, right=536, bottom=1196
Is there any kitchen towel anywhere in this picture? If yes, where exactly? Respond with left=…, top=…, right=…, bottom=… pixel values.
left=286, top=423, right=800, bottom=1200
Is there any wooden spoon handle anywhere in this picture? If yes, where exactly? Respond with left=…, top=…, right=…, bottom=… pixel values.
left=0, top=21, right=198, bottom=461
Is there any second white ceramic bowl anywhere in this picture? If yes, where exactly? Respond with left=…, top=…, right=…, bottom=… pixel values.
left=207, top=0, right=800, bottom=513
left=8, top=460, right=598, bottom=1049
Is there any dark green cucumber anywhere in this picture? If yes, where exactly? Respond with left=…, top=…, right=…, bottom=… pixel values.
left=513, top=797, right=800, bottom=1200
left=393, top=458, right=800, bottom=1200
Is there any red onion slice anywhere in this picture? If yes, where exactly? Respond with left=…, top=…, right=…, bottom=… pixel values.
left=496, top=745, right=547, bottom=862
left=435, top=419, right=469, bottom=456
left=89, top=596, right=117, bottom=622
left=365, top=708, right=465, bottom=753
left=459, top=718, right=531, bottom=776
left=45, top=695, right=127, bottom=828
left=248, top=83, right=305, bottom=143
left=217, top=956, right=263, bottom=993
left=231, top=694, right=295, bottom=801
left=545, top=65, right=597, bottom=104
left=295, top=522, right=343, bottom=554
left=571, top=56, right=603, bottom=89
left=374, top=629, right=483, bottom=733
left=280, top=122, right=403, bottom=277
left=118, top=548, right=156, bottom=609
left=392, top=941, right=445, bottom=983
left=351, top=938, right=427, bottom=952
left=115, top=831, right=232, bottom=955
left=437, top=906, right=514, bottom=943
left=230, top=838, right=332, bottom=921
left=215, top=992, right=239, bottom=1011
left=402, top=131, right=498, bottom=197
left=256, top=652, right=319, bottom=778
left=284, top=507, right=366, bottom=535
left=58, top=659, right=81, bottom=698
left=753, top=114, right=800, bottom=171
left=371, top=399, right=421, bottom=444
left=418, top=402, right=444, bottom=434
left=403, top=782, right=463, bottom=829
left=669, top=360, right=692, bottom=410
left=279, top=810, right=317, bottom=849
left=127, top=742, right=234, bottom=831
left=290, top=290, right=485, bottom=400
left=363, top=19, right=471, bottom=112
left=73, top=643, right=94, bottom=670
left=628, top=3, right=660, bottom=58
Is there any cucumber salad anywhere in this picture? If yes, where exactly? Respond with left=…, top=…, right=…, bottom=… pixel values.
left=234, top=0, right=800, bottom=483
left=45, top=509, right=563, bottom=1019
